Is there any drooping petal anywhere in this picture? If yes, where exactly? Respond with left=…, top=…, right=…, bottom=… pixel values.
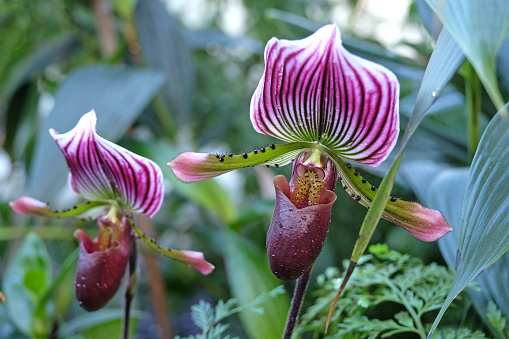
left=50, top=110, right=163, bottom=217
left=250, top=24, right=400, bottom=166
left=168, top=142, right=314, bottom=183
left=327, top=151, right=452, bottom=242
left=10, top=196, right=109, bottom=219
left=131, top=224, right=214, bottom=275
left=267, top=175, right=337, bottom=280
left=74, top=216, right=131, bottom=311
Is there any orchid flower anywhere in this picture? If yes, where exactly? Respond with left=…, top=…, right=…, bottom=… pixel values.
left=169, top=24, right=451, bottom=282
left=11, top=110, right=214, bottom=312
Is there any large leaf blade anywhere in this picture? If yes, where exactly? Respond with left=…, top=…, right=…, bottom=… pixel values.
left=425, top=0, right=509, bottom=110
left=428, top=105, right=509, bottom=336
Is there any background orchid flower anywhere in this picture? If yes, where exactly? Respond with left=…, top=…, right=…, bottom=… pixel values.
left=10, top=110, right=214, bottom=312
left=169, top=24, right=451, bottom=277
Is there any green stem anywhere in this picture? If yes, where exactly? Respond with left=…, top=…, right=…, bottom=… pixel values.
left=465, top=62, right=481, bottom=162
left=152, top=94, right=175, bottom=141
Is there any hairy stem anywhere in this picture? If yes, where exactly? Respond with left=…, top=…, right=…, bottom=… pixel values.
left=283, top=265, right=312, bottom=339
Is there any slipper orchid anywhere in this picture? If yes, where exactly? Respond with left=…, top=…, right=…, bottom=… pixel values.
left=168, top=24, right=451, bottom=281
left=11, top=110, right=214, bottom=311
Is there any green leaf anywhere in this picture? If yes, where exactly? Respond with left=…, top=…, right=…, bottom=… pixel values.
left=401, top=27, right=464, bottom=147
left=57, top=309, right=145, bottom=338
left=428, top=105, right=509, bottom=337
left=223, top=229, right=289, bottom=339
left=425, top=0, right=509, bottom=110
left=1, top=232, right=52, bottom=337
left=135, top=0, right=194, bottom=126
left=428, top=168, right=509, bottom=339
left=27, top=65, right=165, bottom=203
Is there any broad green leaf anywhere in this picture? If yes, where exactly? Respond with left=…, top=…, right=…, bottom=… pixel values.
left=224, top=229, right=289, bottom=339
left=415, top=0, right=442, bottom=39
left=401, top=28, right=464, bottom=147
left=135, top=0, right=194, bottom=127
left=428, top=105, right=509, bottom=337
left=428, top=168, right=509, bottom=339
left=27, top=65, right=164, bottom=203
left=2, top=232, right=52, bottom=337
left=425, top=0, right=509, bottom=111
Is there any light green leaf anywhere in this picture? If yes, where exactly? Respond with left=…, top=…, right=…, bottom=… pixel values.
left=223, top=229, right=289, bottom=339
left=428, top=105, right=509, bottom=337
left=401, top=27, right=464, bottom=147
left=425, top=0, right=509, bottom=111
left=428, top=168, right=509, bottom=339
left=28, top=65, right=165, bottom=203
left=2, top=232, right=52, bottom=337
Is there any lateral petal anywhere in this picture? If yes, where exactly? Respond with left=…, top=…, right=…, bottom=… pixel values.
left=10, top=196, right=108, bottom=219
left=50, top=110, right=163, bottom=217
left=327, top=151, right=452, bottom=242
left=168, top=142, right=314, bottom=183
left=250, top=24, right=399, bottom=166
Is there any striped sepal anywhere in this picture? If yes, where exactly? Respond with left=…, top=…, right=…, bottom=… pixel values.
left=50, top=110, right=164, bottom=217
left=250, top=24, right=400, bottom=167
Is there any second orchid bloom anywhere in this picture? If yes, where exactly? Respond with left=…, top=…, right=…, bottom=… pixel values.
left=11, top=110, right=214, bottom=311
left=169, top=24, right=452, bottom=280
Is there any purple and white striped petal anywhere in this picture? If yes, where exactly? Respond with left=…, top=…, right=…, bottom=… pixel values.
left=50, top=110, right=163, bottom=217
left=250, top=24, right=400, bottom=166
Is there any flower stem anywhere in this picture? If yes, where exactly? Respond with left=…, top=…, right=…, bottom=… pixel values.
left=465, top=61, right=481, bottom=162
left=123, top=228, right=138, bottom=339
left=283, top=265, right=312, bottom=339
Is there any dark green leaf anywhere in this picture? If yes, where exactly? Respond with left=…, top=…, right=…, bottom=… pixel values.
left=135, top=0, right=194, bottom=126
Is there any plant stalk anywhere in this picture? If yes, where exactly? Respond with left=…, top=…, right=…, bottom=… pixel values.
left=283, top=265, right=312, bottom=339
left=465, top=61, right=481, bottom=162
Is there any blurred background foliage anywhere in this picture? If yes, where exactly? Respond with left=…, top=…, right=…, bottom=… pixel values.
left=1, top=0, right=509, bottom=338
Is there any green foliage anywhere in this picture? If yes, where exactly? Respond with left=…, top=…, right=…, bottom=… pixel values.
left=175, top=285, right=286, bottom=339
left=293, top=244, right=492, bottom=339
left=2, top=232, right=53, bottom=338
